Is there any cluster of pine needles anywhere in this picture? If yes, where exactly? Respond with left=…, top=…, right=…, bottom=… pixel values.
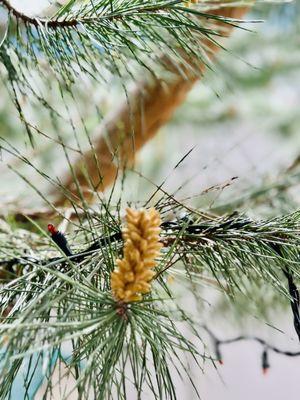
left=1, top=189, right=300, bottom=398
left=0, top=1, right=299, bottom=398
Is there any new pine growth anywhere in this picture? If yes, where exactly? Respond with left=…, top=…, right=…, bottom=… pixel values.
left=111, top=208, right=162, bottom=303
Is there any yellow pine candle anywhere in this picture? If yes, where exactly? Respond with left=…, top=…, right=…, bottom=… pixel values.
left=111, top=208, right=162, bottom=303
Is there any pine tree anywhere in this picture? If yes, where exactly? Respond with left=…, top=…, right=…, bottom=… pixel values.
left=0, top=1, right=299, bottom=399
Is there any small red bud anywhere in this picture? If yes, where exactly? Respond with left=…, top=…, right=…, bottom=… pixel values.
left=47, top=224, right=58, bottom=235
left=218, top=359, right=224, bottom=365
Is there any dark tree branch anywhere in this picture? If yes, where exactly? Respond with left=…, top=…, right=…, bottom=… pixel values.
left=0, top=0, right=187, bottom=29
left=271, top=243, right=300, bottom=343
left=0, top=0, right=78, bottom=27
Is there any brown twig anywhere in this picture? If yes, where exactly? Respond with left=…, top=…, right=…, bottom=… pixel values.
left=0, top=0, right=78, bottom=27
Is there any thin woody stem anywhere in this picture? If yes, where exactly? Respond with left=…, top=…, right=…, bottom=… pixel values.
left=0, top=0, right=188, bottom=28
left=0, top=0, right=78, bottom=27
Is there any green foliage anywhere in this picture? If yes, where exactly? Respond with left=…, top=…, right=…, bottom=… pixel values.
left=0, top=0, right=252, bottom=142
left=0, top=1, right=299, bottom=398
left=1, top=191, right=300, bottom=397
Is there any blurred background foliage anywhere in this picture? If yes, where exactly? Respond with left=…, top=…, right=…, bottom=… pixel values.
left=137, top=1, right=300, bottom=215
left=0, top=1, right=299, bottom=218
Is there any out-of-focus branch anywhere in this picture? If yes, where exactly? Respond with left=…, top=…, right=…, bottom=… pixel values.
left=53, top=7, right=249, bottom=206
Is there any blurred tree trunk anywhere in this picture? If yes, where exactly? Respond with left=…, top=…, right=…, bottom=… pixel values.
left=54, top=6, right=249, bottom=206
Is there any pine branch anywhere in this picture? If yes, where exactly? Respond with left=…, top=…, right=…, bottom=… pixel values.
left=2, top=209, right=300, bottom=297
left=0, top=1, right=250, bottom=201
left=0, top=0, right=79, bottom=27
left=1, top=201, right=300, bottom=397
left=52, top=5, right=250, bottom=205
left=1, top=0, right=210, bottom=28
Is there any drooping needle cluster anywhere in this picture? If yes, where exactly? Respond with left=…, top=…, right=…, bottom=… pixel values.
left=111, top=208, right=162, bottom=303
